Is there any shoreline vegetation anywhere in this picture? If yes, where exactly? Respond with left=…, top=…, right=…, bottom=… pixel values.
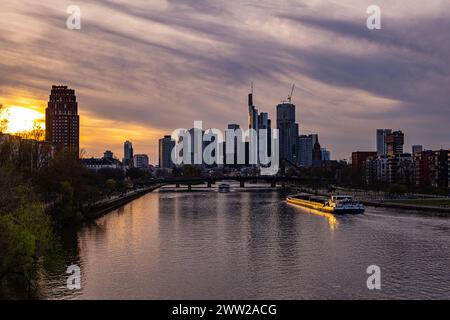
left=0, top=124, right=159, bottom=298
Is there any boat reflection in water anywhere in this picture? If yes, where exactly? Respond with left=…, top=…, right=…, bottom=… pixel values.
left=287, top=202, right=339, bottom=231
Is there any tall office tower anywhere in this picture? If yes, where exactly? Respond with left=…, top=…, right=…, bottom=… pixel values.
left=248, top=84, right=259, bottom=132
left=159, top=135, right=175, bottom=168
left=187, top=127, right=206, bottom=165
left=45, top=85, right=79, bottom=155
left=386, top=130, right=404, bottom=156
left=298, top=135, right=313, bottom=166
left=123, top=140, right=134, bottom=166
left=298, top=134, right=318, bottom=167
left=412, top=145, right=423, bottom=155
left=376, top=129, right=392, bottom=156
left=276, top=102, right=296, bottom=162
left=258, top=112, right=272, bottom=156
left=225, top=124, right=240, bottom=167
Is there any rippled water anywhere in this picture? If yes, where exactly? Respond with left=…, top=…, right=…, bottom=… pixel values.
left=41, top=185, right=450, bottom=299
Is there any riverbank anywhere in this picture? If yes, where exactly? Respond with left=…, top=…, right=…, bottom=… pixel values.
left=361, top=199, right=450, bottom=216
left=83, top=185, right=162, bottom=220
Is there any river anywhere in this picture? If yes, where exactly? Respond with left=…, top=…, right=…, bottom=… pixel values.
left=41, top=184, right=450, bottom=299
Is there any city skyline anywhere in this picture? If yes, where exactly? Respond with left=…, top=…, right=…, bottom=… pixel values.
left=1, top=1, right=450, bottom=163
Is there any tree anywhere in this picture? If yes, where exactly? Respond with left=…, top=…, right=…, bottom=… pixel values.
left=182, top=165, right=201, bottom=177
left=0, top=104, right=8, bottom=133
left=388, top=184, right=408, bottom=195
left=0, top=173, right=55, bottom=298
left=105, top=179, right=117, bottom=198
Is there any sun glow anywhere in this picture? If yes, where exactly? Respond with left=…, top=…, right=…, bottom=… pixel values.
left=0, top=106, right=45, bottom=133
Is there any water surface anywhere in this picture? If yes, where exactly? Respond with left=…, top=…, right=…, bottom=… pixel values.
left=42, top=185, right=450, bottom=299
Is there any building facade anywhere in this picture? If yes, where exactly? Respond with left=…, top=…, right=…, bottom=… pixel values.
left=414, top=150, right=449, bottom=188
left=412, top=145, right=423, bottom=155
left=248, top=91, right=258, bottom=132
left=321, top=148, right=331, bottom=161
left=386, top=131, right=404, bottom=156
left=82, top=158, right=122, bottom=171
left=133, top=154, right=149, bottom=169
left=352, top=151, right=377, bottom=173
left=104, top=150, right=113, bottom=159
left=159, top=135, right=175, bottom=168
left=298, top=134, right=318, bottom=167
left=123, top=140, right=133, bottom=166
left=376, top=129, right=392, bottom=156
left=45, top=85, right=79, bottom=155
left=387, top=153, right=414, bottom=185
left=277, top=102, right=297, bottom=163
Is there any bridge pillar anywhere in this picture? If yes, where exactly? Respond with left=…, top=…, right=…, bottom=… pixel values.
left=271, top=180, right=276, bottom=188
left=188, top=184, right=192, bottom=191
left=240, top=180, right=245, bottom=188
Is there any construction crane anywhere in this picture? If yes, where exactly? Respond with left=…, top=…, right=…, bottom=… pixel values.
left=287, top=84, right=295, bottom=103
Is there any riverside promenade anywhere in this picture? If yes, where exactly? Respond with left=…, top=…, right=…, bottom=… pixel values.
left=84, top=185, right=162, bottom=220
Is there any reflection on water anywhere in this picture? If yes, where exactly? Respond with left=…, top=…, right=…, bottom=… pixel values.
left=288, top=203, right=339, bottom=231
left=41, top=186, right=450, bottom=299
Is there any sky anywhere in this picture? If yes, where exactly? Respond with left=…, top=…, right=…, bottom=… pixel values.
left=0, top=0, right=449, bottom=163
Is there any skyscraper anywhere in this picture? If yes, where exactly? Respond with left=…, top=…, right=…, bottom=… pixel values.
left=45, top=85, right=79, bottom=154
left=276, top=102, right=297, bottom=162
left=258, top=112, right=272, bottom=156
left=298, top=134, right=318, bottom=166
left=386, top=131, right=404, bottom=156
left=123, top=140, right=133, bottom=166
left=376, top=129, right=392, bottom=156
left=248, top=85, right=258, bottom=132
left=159, top=135, right=175, bottom=168
left=298, top=135, right=313, bottom=166
left=225, top=124, right=240, bottom=167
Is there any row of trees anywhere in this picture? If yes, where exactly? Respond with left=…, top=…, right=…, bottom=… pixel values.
left=0, top=110, right=149, bottom=297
